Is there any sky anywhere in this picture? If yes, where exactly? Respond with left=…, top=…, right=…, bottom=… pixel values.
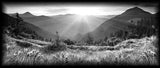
left=3, top=2, right=158, bottom=16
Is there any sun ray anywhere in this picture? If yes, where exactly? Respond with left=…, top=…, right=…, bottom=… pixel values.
left=53, top=7, right=108, bottom=39
left=60, top=15, right=84, bottom=38
left=60, top=14, right=94, bottom=39
left=60, top=17, right=77, bottom=37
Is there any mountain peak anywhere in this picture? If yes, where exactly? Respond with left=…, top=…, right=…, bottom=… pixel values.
left=121, top=7, right=151, bottom=15
left=21, top=12, right=34, bottom=17
left=127, top=7, right=143, bottom=11
left=23, top=12, right=32, bottom=15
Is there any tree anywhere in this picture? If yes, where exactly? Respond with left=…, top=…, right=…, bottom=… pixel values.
left=55, top=31, right=60, bottom=46
left=16, top=13, right=23, bottom=22
left=86, top=34, right=93, bottom=45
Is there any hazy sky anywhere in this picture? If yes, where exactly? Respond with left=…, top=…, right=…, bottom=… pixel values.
left=3, top=2, right=158, bottom=16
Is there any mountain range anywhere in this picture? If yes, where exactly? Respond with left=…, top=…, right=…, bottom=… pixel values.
left=9, top=12, right=35, bottom=18
left=79, top=7, right=157, bottom=41
left=7, top=7, right=157, bottom=41
left=9, top=12, right=110, bottom=40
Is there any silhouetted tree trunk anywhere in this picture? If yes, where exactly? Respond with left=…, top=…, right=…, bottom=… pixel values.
left=56, top=31, right=60, bottom=46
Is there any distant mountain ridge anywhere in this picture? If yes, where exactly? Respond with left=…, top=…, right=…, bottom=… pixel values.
left=9, top=12, right=35, bottom=18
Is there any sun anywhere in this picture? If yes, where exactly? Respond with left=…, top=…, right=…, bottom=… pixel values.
left=59, top=7, right=106, bottom=38
left=67, top=7, right=96, bottom=21
left=70, top=9, right=91, bottom=17
left=76, top=13, right=88, bottom=17
left=73, top=13, right=90, bottom=22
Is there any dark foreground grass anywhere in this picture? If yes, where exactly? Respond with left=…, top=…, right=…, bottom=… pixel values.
left=3, top=35, right=158, bottom=65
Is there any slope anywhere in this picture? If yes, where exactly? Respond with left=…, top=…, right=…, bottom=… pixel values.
left=3, top=13, right=57, bottom=40
left=82, top=7, right=156, bottom=41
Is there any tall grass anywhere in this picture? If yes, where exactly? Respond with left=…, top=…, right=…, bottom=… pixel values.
left=3, top=35, right=158, bottom=65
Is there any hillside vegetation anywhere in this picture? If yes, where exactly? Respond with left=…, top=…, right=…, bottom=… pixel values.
left=3, top=34, right=158, bottom=65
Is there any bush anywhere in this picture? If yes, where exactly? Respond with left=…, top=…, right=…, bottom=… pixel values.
left=63, top=39, right=75, bottom=45
left=41, top=43, right=66, bottom=54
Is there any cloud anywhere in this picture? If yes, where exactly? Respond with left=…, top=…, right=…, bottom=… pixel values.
left=46, top=8, right=68, bottom=14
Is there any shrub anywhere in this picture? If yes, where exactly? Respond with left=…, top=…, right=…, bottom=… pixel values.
left=63, top=39, right=75, bottom=45
left=41, top=43, right=66, bottom=54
